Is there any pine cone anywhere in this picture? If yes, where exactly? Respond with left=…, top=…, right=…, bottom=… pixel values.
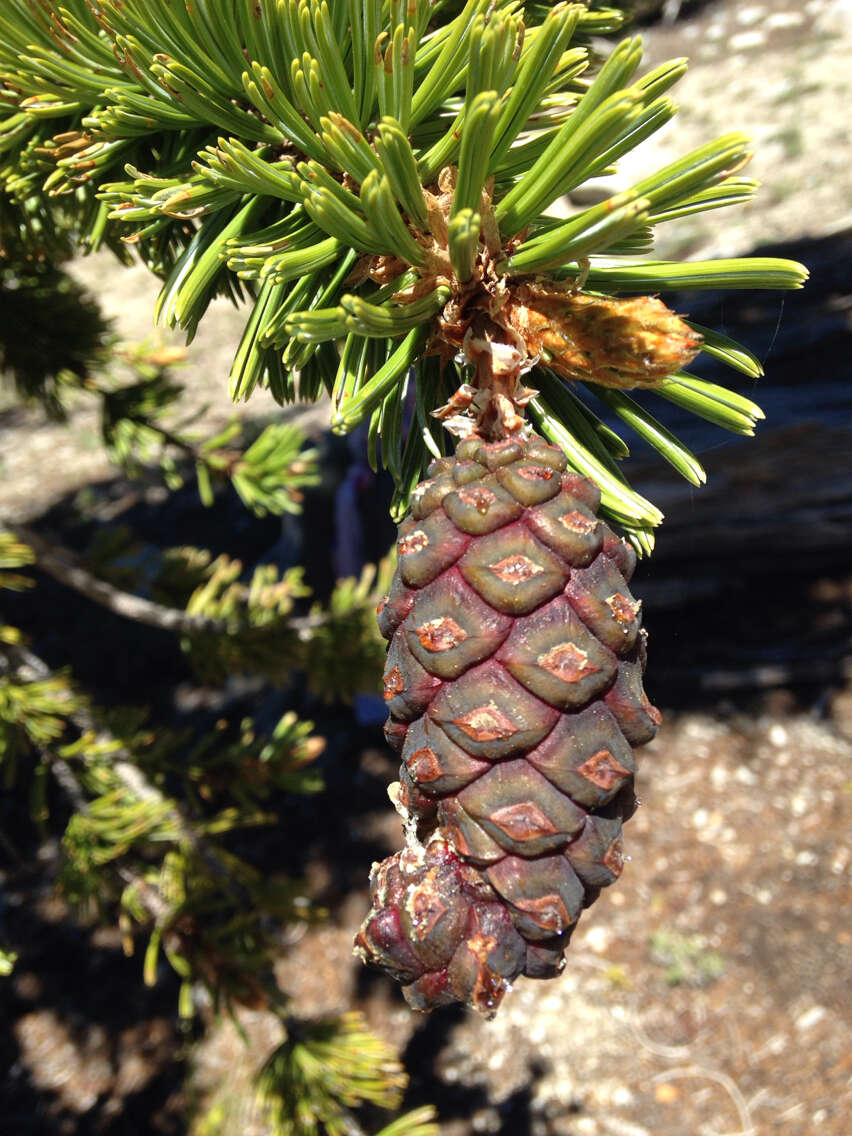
left=356, top=434, right=660, bottom=1012
left=354, top=833, right=528, bottom=1014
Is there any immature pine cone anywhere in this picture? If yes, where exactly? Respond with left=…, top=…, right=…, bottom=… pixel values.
left=356, top=433, right=660, bottom=1012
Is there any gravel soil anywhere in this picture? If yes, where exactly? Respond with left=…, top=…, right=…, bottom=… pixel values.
left=185, top=705, right=852, bottom=1136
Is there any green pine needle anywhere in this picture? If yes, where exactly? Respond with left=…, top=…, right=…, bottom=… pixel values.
left=502, top=190, right=651, bottom=274
left=688, top=322, right=765, bottom=378
left=332, top=325, right=428, bottom=431
left=589, top=385, right=707, bottom=486
left=0, top=1, right=809, bottom=544
left=583, top=257, right=808, bottom=291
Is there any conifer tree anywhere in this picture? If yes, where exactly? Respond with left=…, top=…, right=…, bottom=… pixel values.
left=1, top=0, right=806, bottom=1123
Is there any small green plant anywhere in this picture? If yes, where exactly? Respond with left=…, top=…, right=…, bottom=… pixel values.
left=650, top=928, right=725, bottom=987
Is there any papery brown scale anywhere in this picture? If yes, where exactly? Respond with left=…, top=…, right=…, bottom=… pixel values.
left=503, top=287, right=702, bottom=390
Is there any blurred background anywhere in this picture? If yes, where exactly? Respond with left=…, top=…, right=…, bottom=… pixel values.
left=1, top=1, right=850, bottom=1134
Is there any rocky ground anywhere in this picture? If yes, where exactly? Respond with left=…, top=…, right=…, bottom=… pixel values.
left=6, top=698, right=851, bottom=1135
left=1, top=1, right=851, bottom=1134
left=185, top=701, right=852, bottom=1136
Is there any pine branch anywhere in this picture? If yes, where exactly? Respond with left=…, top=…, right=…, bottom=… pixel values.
left=0, top=1, right=808, bottom=546
left=3, top=521, right=223, bottom=635
left=256, top=1011, right=429, bottom=1136
left=0, top=241, right=109, bottom=416
left=48, top=753, right=90, bottom=815
left=4, top=520, right=362, bottom=635
left=11, top=640, right=425, bottom=1121
left=48, top=754, right=174, bottom=923
left=28, top=726, right=174, bottom=923
left=13, top=645, right=245, bottom=896
left=11, top=645, right=300, bottom=1009
left=94, top=358, right=320, bottom=515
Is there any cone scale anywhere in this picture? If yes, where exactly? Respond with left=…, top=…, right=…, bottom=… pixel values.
left=356, top=432, right=661, bottom=1013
